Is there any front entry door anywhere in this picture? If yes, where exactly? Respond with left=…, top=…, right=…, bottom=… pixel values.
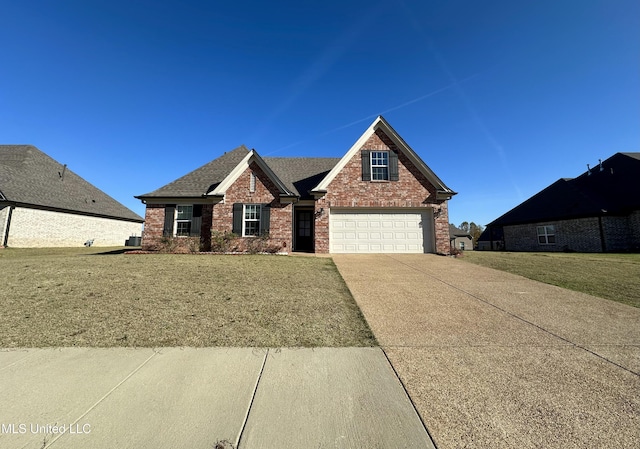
left=295, top=210, right=314, bottom=252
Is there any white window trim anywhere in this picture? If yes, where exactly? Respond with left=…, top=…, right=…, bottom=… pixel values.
left=242, top=204, right=261, bottom=237
left=370, top=151, right=389, bottom=181
left=175, top=204, right=194, bottom=237
left=537, top=225, right=556, bottom=245
left=249, top=172, right=256, bottom=193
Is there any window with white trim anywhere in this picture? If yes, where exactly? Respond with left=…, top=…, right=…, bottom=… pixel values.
left=243, top=204, right=261, bottom=237
left=370, top=151, right=389, bottom=181
left=537, top=225, right=556, bottom=244
left=175, top=205, right=193, bottom=236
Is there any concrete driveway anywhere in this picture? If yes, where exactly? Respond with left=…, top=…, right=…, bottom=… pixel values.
left=333, top=254, right=640, bottom=449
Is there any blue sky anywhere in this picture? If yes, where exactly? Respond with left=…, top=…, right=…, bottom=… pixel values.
left=2, top=0, right=638, bottom=227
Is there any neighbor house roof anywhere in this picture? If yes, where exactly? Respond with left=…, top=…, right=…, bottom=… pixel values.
left=489, top=152, right=640, bottom=227
left=0, top=145, right=143, bottom=222
left=449, top=224, right=471, bottom=237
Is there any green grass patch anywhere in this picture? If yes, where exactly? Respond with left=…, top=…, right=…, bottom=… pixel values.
left=463, top=251, right=640, bottom=308
left=0, top=247, right=377, bottom=348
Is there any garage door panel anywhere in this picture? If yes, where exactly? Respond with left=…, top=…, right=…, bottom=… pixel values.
left=330, top=209, right=433, bottom=254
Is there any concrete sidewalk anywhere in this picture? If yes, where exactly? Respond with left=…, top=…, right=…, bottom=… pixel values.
left=0, top=347, right=434, bottom=449
left=333, top=254, right=640, bottom=449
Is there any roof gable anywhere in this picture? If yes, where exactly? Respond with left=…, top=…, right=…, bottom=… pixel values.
left=311, top=116, right=456, bottom=198
left=136, top=146, right=250, bottom=199
left=137, top=146, right=336, bottom=201
left=0, top=145, right=143, bottom=222
left=207, top=149, right=295, bottom=198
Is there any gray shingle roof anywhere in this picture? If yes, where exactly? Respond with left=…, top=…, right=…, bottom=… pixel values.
left=0, top=145, right=143, bottom=222
left=264, top=157, right=340, bottom=199
left=136, top=146, right=251, bottom=198
left=449, top=224, right=470, bottom=237
left=137, top=146, right=340, bottom=200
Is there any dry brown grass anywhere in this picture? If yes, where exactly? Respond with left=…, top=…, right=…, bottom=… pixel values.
left=0, top=247, right=377, bottom=347
left=463, top=251, right=640, bottom=308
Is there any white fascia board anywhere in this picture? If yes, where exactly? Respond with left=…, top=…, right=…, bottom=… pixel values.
left=312, top=115, right=456, bottom=196
left=208, top=151, right=254, bottom=196
left=374, top=116, right=456, bottom=195
left=311, top=117, right=380, bottom=192
left=208, top=150, right=295, bottom=197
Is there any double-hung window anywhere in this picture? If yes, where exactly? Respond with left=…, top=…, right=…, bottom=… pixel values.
left=232, top=203, right=270, bottom=237
left=175, top=205, right=193, bottom=236
left=165, top=204, right=202, bottom=237
left=370, top=151, right=389, bottom=181
left=243, top=204, right=261, bottom=237
left=537, top=225, right=556, bottom=244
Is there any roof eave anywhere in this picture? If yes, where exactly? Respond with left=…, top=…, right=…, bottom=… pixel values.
left=436, top=190, right=457, bottom=200
left=9, top=201, right=144, bottom=223
left=312, top=116, right=455, bottom=194
left=208, top=150, right=295, bottom=197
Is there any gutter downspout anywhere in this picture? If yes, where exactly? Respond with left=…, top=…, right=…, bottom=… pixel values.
left=2, top=205, right=14, bottom=247
left=598, top=215, right=607, bottom=252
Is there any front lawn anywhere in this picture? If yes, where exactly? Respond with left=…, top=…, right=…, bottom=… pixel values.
left=463, top=251, right=640, bottom=308
left=0, top=248, right=377, bottom=347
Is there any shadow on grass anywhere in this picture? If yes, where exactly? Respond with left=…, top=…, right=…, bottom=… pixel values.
left=91, top=248, right=140, bottom=256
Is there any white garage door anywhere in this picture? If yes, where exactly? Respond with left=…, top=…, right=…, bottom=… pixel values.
left=329, top=209, right=433, bottom=253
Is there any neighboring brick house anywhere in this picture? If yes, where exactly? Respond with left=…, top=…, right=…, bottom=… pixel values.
left=480, top=152, right=640, bottom=252
left=0, top=145, right=144, bottom=247
left=136, top=116, right=456, bottom=254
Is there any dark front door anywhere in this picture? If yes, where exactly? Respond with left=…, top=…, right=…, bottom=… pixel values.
left=295, top=210, right=314, bottom=252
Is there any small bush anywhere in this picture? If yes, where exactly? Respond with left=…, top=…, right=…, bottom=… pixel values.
left=245, top=233, right=280, bottom=254
left=450, top=247, right=464, bottom=257
left=210, top=231, right=239, bottom=253
left=158, top=236, right=202, bottom=253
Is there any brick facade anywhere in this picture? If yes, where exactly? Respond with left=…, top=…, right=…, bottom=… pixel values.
left=140, top=127, right=454, bottom=254
left=503, top=213, right=640, bottom=252
left=4, top=206, right=142, bottom=247
left=142, top=162, right=293, bottom=252
left=630, top=211, right=640, bottom=250
left=141, top=203, right=168, bottom=250
left=314, top=129, right=451, bottom=254
left=214, top=162, right=292, bottom=252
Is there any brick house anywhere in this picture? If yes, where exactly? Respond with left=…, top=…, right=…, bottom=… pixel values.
left=480, top=152, right=640, bottom=252
left=136, top=116, right=456, bottom=254
left=0, top=145, right=144, bottom=247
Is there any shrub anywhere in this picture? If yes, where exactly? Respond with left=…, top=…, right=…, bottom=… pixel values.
left=210, top=231, right=239, bottom=253
left=245, top=233, right=280, bottom=254
left=158, top=236, right=202, bottom=253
